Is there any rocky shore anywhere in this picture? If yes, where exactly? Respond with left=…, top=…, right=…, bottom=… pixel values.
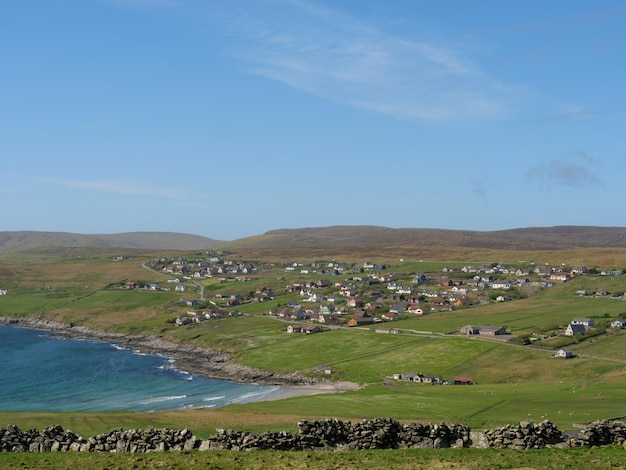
left=0, top=317, right=333, bottom=388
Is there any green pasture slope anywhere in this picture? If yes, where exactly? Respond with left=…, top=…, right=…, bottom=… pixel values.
left=1, top=250, right=626, bottom=467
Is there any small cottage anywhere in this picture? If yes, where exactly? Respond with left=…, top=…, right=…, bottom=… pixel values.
left=453, top=376, right=473, bottom=385
left=565, top=323, right=587, bottom=336
left=610, top=319, right=626, bottom=328
left=554, top=349, right=575, bottom=359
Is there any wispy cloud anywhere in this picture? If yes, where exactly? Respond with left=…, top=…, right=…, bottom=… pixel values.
left=96, top=0, right=513, bottom=120
left=525, top=159, right=603, bottom=187
left=211, top=0, right=512, bottom=120
left=43, top=178, right=186, bottom=199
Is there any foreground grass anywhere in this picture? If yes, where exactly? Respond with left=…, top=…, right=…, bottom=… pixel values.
left=1, top=447, right=625, bottom=470
left=228, top=381, right=626, bottom=430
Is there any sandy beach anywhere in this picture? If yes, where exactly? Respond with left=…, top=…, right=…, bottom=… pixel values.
left=257, top=381, right=362, bottom=402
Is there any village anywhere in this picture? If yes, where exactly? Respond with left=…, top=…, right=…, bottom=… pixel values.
left=117, top=253, right=625, bottom=389
left=103, top=255, right=626, bottom=360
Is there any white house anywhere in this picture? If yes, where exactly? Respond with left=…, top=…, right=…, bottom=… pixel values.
left=554, top=349, right=575, bottom=359
left=175, top=316, right=191, bottom=326
left=565, top=323, right=587, bottom=336
left=491, top=281, right=511, bottom=289
left=610, top=319, right=626, bottom=328
left=571, top=318, right=594, bottom=327
left=397, top=286, right=415, bottom=294
left=305, top=293, right=324, bottom=303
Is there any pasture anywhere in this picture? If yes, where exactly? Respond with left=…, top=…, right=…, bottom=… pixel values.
left=1, top=248, right=626, bottom=436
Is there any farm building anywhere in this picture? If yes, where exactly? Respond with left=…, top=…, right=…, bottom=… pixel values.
left=460, top=325, right=507, bottom=336
left=453, top=376, right=473, bottom=385
left=392, top=372, right=444, bottom=384
left=554, top=349, right=575, bottom=359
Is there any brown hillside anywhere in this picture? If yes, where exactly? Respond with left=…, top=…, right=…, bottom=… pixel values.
left=221, top=225, right=626, bottom=251
left=0, top=231, right=223, bottom=253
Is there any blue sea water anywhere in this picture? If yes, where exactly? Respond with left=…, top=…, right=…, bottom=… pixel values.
left=0, top=326, right=281, bottom=412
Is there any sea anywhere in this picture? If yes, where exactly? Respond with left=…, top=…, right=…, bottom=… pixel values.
left=0, top=326, right=281, bottom=412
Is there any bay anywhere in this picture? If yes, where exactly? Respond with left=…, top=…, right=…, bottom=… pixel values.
left=0, top=326, right=280, bottom=412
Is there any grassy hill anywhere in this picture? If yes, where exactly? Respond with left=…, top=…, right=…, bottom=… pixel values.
left=221, top=225, right=626, bottom=250
left=3, top=225, right=625, bottom=255
left=0, top=231, right=223, bottom=253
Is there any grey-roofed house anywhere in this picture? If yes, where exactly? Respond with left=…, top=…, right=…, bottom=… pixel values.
left=565, top=323, right=587, bottom=336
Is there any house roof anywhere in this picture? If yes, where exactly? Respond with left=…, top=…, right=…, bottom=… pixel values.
left=454, top=376, right=472, bottom=383
left=567, top=324, right=587, bottom=334
left=478, top=325, right=505, bottom=333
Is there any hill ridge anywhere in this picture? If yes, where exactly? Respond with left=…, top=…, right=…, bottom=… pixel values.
left=222, top=225, right=626, bottom=251
left=0, top=231, right=223, bottom=253
left=2, top=226, right=625, bottom=253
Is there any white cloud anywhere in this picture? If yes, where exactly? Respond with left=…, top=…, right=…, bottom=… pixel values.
left=214, top=0, right=512, bottom=121
left=94, top=0, right=514, bottom=121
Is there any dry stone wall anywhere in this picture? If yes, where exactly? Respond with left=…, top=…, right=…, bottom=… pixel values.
left=478, top=420, right=564, bottom=449
left=1, top=419, right=625, bottom=453
left=567, top=420, right=626, bottom=447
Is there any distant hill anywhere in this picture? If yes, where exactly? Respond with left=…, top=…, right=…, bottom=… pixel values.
left=221, top=225, right=626, bottom=251
left=3, top=226, right=625, bottom=254
left=0, top=231, right=223, bottom=253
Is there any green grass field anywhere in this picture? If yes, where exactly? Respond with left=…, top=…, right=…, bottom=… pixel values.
left=2, top=248, right=626, bottom=443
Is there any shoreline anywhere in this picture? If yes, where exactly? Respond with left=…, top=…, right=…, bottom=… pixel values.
left=255, top=382, right=361, bottom=402
left=0, top=317, right=360, bottom=402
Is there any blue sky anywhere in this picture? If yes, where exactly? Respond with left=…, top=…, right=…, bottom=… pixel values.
left=2, top=0, right=625, bottom=240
